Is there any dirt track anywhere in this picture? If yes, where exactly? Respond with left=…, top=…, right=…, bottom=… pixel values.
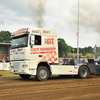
left=0, top=75, right=100, bottom=100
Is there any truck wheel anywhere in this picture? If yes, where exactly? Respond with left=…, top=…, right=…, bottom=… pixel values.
left=19, top=74, right=31, bottom=79
left=36, top=66, right=49, bottom=81
left=78, top=66, right=89, bottom=79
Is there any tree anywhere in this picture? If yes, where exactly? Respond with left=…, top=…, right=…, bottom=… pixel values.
left=82, top=50, right=86, bottom=56
left=67, top=45, right=72, bottom=53
left=96, top=47, right=100, bottom=57
left=0, top=31, right=11, bottom=43
left=58, top=38, right=68, bottom=57
left=73, top=46, right=94, bottom=55
left=88, top=46, right=93, bottom=53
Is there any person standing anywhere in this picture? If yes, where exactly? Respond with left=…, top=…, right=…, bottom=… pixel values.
left=4, top=55, right=7, bottom=62
left=7, top=56, right=10, bottom=62
left=2, top=58, right=5, bottom=63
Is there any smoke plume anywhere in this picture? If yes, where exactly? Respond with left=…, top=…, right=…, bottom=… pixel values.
left=29, top=0, right=46, bottom=28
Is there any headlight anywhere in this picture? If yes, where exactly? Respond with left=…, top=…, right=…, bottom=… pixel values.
left=22, top=65, right=28, bottom=68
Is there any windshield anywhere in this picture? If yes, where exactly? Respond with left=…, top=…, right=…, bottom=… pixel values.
left=11, top=35, right=28, bottom=49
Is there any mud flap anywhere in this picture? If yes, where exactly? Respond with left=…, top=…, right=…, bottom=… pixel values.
left=88, top=59, right=100, bottom=75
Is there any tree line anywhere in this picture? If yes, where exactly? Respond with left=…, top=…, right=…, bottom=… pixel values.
left=58, top=38, right=100, bottom=57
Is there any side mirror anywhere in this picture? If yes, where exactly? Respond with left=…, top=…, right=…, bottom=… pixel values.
left=31, top=35, right=35, bottom=45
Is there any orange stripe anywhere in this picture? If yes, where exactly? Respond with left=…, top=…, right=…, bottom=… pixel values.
left=30, top=51, right=56, bottom=54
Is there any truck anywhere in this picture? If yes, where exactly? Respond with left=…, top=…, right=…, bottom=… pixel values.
left=10, top=28, right=90, bottom=81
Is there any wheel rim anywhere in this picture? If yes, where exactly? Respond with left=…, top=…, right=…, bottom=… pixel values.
left=82, top=68, right=87, bottom=77
left=39, top=69, right=47, bottom=79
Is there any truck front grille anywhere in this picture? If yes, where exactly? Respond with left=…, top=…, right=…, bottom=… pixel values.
left=13, top=62, right=20, bottom=69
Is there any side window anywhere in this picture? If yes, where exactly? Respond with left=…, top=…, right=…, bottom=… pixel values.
left=35, top=35, right=41, bottom=45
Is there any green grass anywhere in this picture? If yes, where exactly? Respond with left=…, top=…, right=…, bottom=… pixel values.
left=0, top=70, right=19, bottom=79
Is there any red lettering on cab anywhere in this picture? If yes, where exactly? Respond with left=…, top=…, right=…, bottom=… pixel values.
left=31, top=48, right=39, bottom=51
left=45, top=38, right=54, bottom=45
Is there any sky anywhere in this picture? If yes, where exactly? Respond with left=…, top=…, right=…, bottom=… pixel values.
left=0, top=0, right=100, bottom=48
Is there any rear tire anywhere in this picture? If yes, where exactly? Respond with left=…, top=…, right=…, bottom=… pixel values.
left=36, top=66, right=49, bottom=81
left=78, top=66, right=89, bottom=79
left=19, top=74, right=31, bottom=79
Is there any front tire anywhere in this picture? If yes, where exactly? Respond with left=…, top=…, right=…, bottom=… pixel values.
left=78, top=66, right=89, bottom=79
left=19, top=74, right=31, bottom=79
left=36, top=66, right=49, bottom=81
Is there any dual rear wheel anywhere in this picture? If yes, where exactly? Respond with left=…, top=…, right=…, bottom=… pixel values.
left=78, top=66, right=89, bottom=79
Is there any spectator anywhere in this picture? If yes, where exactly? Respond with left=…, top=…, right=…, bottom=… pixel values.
left=7, top=56, right=10, bottom=62
left=2, top=58, right=6, bottom=63
left=4, top=55, right=7, bottom=62
left=59, top=57, right=62, bottom=63
left=59, top=57, right=63, bottom=64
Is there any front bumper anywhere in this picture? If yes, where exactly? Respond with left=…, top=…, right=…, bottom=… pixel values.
left=10, top=61, right=36, bottom=75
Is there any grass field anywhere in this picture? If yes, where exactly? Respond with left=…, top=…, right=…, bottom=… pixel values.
left=0, top=70, right=19, bottom=79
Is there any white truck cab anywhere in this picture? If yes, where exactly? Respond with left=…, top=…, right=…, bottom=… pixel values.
left=10, top=28, right=90, bottom=81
